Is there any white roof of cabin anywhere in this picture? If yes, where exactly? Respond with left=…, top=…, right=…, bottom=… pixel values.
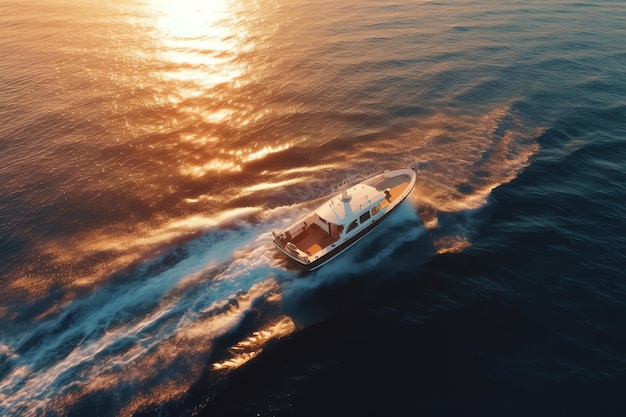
left=315, top=184, right=384, bottom=225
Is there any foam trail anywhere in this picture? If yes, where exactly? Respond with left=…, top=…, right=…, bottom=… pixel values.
left=0, top=213, right=296, bottom=417
left=1, top=197, right=422, bottom=416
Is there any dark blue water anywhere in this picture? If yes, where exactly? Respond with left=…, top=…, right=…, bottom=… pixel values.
left=1, top=0, right=626, bottom=416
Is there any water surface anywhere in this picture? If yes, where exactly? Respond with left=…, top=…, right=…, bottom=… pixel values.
left=1, top=1, right=626, bottom=416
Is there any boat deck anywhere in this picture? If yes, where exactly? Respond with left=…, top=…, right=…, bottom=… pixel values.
left=371, top=174, right=411, bottom=202
left=292, top=223, right=336, bottom=255
left=387, top=180, right=410, bottom=202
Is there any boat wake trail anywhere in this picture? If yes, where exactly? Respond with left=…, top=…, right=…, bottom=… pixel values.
left=404, top=104, right=542, bottom=254
left=0, top=209, right=298, bottom=417
left=1, top=174, right=438, bottom=416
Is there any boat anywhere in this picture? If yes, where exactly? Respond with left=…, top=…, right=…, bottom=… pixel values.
left=272, top=163, right=418, bottom=271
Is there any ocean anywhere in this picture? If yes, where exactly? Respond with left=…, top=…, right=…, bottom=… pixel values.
left=1, top=0, right=626, bottom=416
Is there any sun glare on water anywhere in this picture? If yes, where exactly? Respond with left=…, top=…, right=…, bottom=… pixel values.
left=150, top=0, right=243, bottom=89
left=137, top=0, right=293, bottom=176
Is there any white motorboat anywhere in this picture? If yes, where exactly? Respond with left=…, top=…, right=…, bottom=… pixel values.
left=272, top=164, right=418, bottom=271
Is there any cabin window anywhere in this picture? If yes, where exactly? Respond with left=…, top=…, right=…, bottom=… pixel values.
left=346, top=220, right=358, bottom=234
left=359, top=211, right=371, bottom=223
left=371, top=205, right=381, bottom=216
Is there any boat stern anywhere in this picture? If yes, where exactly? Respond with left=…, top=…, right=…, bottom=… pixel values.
left=272, top=230, right=313, bottom=268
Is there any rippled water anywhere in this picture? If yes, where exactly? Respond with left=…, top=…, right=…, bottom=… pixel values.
left=1, top=0, right=626, bottom=416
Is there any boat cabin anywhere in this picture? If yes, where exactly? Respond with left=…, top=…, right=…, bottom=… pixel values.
left=273, top=184, right=391, bottom=259
left=315, top=184, right=389, bottom=238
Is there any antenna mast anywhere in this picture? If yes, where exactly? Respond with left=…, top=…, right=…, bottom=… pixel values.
left=340, top=179, right=352, bottom=202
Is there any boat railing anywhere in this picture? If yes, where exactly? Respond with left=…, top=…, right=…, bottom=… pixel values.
left=273, top=232, right=310, bottom=264
left=272, top=222, right=307, bottom=246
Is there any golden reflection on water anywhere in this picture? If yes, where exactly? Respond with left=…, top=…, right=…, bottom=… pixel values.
left=212, top=315, right=296, bottom=371
left=150, top=0, right=243, bottom=90
left=181, top=143, right=297, bottom=177
left=140, top=0, right=298, bottom=178
left=143, top=0, right=277, bottom=176
left=5, top=0, right=297, bottom=311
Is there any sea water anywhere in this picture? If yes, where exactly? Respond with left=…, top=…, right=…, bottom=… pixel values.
left=1, top=1, right=625, bottom=416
